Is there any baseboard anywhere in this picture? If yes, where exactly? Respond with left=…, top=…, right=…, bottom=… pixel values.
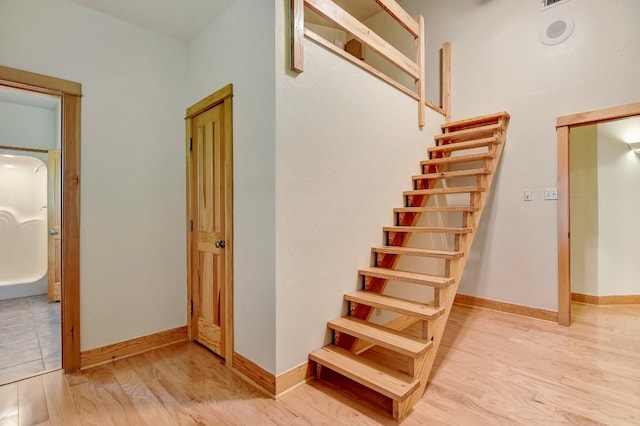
left=232, top=351, right=276, bottom=395
left=80, top=326, right=188, bottom=370
left=454, top=294, right=557, bottom=322
left=275, top=360, right=315, bottom=398
left=572, top=292, right=640, bottom=305
left=232, top=351, right=315, bottom=399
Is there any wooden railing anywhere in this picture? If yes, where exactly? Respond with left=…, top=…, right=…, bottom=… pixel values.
left=290, top=0, right=451, bottom=126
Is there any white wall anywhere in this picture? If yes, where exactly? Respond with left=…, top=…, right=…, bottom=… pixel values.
left=0, top=101, right=57, bottom=150
left=274, top=0, right=443, bottom=374
left=570, top=125, right=598, bottom=295
left=398, top=0, right=640, bottom=311
left=596, top=119, right=640, bottom=296
left=0, top=0, right=188, bottom=350
left=187, top=0, right=277, bottom=372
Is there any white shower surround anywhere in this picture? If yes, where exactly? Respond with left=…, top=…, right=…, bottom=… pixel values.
left=0, top=154, right=48, bottom=288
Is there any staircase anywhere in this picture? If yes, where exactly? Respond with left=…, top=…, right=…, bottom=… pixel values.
left=309, top=111, right=510, bottom=420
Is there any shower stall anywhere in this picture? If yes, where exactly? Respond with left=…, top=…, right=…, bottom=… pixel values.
left=0, top=153, right=48, bottom=300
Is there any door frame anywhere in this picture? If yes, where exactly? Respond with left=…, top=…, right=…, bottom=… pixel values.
left=0, top=65, right=82, bottom=372
left=556, top=101, right=640, bottom=326
left=185, top=84, right=234, bottom=366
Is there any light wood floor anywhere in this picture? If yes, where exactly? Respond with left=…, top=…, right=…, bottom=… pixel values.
left=1, top=302, right=638, bottom=425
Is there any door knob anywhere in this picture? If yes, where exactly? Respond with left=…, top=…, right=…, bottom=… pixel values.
left=215, top=240, right=226, bottom=249
left=48, top=229, right=59, bottom=235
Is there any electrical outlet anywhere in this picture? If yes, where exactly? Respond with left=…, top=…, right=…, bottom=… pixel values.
left=544, top=188, right=558, bottom=200
left=524, top=190, right=532, bottom=201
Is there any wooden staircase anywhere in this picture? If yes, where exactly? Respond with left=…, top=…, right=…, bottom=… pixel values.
left=309, top=111, right=510, bottom=420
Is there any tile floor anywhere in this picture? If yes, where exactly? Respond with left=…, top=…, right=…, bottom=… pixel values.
left=0, top=295, right=60, bottom=385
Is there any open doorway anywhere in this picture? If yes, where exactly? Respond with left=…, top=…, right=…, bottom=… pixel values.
left=0, top=65, right=81, bottom=373
left=0, top=86, right=61, bottom=384
left=556, top=102, right=640, bottom=326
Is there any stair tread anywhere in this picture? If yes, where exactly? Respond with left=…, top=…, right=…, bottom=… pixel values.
left=384, top=226, right=472, bottom=234
left=310, top=345, right=419, bottom=401
left=372, top=246, right=463, bottom=259
left=413, top=168, right=490, bottom=181
left=329, top=316, right=432, bottom=358
left=441, top=112, right=510, bottom=131
left=360, top=266, right=453, bottom=288
left=435, top=124, right=501, bottom=141
left=421, top=152, right=495, bottom=166
left=394, top=206, right=479, bottom=213
left=428, top=136, right=498, bottom=153
left=404, top=186, right=485, bottom=196
left=345, top=290, right=445, bottom=320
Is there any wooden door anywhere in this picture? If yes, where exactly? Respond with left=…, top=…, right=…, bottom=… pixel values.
left=187, top=86, right=233, bottom=362
left=47, top=149, right=61, bottom=302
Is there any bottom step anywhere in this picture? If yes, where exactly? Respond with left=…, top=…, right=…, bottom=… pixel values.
left=309, top=345, right=419, bottom=401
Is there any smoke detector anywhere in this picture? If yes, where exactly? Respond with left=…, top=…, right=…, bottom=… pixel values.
left=539, top=17, right=575, bottom=45
left=541, top=0, right=570, bottom=10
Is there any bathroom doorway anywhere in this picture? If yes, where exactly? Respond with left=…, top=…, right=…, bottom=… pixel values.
left=0, top=88, right=62, bottom=384
left=0, top=65, right=82, bottom=375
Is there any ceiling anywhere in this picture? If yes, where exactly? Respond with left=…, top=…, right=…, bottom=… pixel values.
left=66, top=0, right=235, bottom=43
left=65, top=0, right=384, bottom=44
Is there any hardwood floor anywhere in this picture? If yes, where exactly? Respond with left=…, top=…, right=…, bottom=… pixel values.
left=1, top=302, right=638, bottom=425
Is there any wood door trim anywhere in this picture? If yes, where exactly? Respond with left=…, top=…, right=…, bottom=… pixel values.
left=556, top=101, right=640, bottom=326
left=0, top=66, right=82, bottom=372
left=186, top=84, right=234, bottom=366
left=0, top=64, right=81, bottom=96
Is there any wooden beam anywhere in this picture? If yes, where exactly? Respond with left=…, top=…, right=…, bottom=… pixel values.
left=290, top=0, right=304, bottom=73
left=304, top=0, right=420, bottom=80
left=441, top=42, right=452, bottom=122
left=415, top=15, right=425, bottom=127
left=375, top=0, right=419, bottom=37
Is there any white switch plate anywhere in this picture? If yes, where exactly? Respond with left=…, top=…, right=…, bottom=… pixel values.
left=544, top=188, right=558, bottom=200
left=524, top=190, right=532, bottom=201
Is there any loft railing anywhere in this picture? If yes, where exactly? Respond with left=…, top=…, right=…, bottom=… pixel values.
left=290, top=0, right=451, bottom=125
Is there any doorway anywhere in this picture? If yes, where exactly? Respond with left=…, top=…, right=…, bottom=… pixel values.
left=556, top=101, right=640, bottom=326
left=0, top=142, right=59, bottom=383
left=0, top=65, right=81, bottom=372
left=186, top=85, right=234, bottom=365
